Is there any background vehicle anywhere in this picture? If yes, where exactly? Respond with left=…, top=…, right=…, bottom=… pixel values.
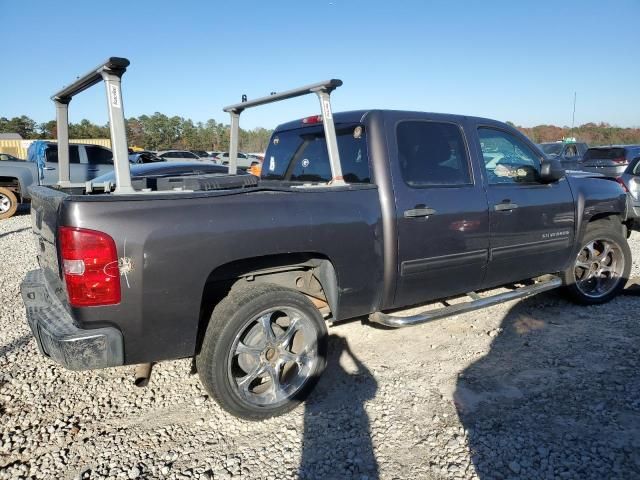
left=0, top=142, right=119, bottom=219
left=581, top=145, right=640, bottom=178
left=615, top=156, right=640, bottom=231
left=215, top=151, right=257, bottom=169
left=92, top=161, right=248, bottom=189
left=0, top=153, right=23, bottom=161
left=20, top=61, right=633, bottom=422
left=128, top=150, right=163, bottom=163
left=190, top=150, right=217, bottom=161
left=156, top=150, right=206, bottom=162
left=247, top=153, right=264, bottom=162
left=538, top=140, right=588, bottom=169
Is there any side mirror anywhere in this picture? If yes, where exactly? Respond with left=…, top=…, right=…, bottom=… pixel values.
left=540, top=158, right=564, bottom=183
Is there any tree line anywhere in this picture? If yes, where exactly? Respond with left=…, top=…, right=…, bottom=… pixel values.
left=0, top=114, right=273, bottom=153
left=508, top=121, right=640, bottom=145
left=2, top=114, right=639, bottom=151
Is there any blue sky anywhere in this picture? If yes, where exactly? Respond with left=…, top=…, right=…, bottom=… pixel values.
left=1, top=0, right=639, bottom=129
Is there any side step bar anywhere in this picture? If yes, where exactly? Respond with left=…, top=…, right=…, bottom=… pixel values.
left=369, top=276, right=563, bottom=328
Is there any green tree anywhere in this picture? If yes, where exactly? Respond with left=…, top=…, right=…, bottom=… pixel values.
left=0, top=115, right=39, bottom=139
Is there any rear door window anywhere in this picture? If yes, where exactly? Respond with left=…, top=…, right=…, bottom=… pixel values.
left=262, top=125, right=370, bottom=183
left=397, top=121, right=471, bottom=187
left=45, top=145, right=81, bottom=164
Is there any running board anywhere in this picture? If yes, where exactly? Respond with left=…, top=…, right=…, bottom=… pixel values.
left=369, top=276, right=563, bottom=328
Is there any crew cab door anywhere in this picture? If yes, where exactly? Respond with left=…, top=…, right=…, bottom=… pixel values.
left=474, top=125, right=575, bottom=288
left=390, top=117, right=490, bottom=308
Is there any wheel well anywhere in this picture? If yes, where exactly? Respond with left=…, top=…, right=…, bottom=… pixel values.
left=195, top=253, right=339, bottom=354
left=586, top=213, right=624, bottom=233
left=0, top=177, right=21, bottom=200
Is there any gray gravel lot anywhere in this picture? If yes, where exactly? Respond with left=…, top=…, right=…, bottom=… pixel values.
left=1, top=211, right=640, bottom=479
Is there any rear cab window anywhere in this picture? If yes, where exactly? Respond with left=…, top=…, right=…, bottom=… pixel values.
left=262, top=124, right=370, bottom=184
left=583, top=148, right=627, bottom=162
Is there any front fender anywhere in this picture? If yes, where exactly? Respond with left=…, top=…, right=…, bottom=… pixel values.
left=567, top=175, right=627, bottom=242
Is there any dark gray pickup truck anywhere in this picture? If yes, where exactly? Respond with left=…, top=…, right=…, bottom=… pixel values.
left=21, top=58, right=633, bottom=420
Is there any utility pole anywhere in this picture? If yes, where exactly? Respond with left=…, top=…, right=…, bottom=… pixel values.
left=571, top=92, right=577, bottom=132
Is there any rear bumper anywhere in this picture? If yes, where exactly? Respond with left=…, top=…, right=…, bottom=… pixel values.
left=580, top=165, right=627, bottom=178
left=20, top=269, right=124, bottom=370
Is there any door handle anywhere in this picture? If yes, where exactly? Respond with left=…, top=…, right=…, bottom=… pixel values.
left=87, top=168, right=99, bottom=172
left=494, top=202, right=519, bottom=212
left=43, top=167, right=56, bottom=171
left=404, top=207, right=437, bottom=218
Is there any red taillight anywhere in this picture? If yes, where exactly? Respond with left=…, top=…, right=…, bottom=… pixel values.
left=302, top=115, right=323, bottom=124
left=59, top=226, right=121, bottom=307
left=613, top=157, right=628, bottom=164
left=616, top=177, right=629, bottom=192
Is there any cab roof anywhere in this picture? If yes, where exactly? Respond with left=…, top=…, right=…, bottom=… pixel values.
left=273, top=110, right=505, bottom=132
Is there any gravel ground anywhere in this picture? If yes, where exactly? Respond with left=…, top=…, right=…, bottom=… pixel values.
left=1, top=211, right=640, bottom=480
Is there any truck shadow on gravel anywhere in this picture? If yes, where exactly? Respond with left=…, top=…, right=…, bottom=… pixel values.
left=0, top=334, right=32, bottom=358
left=454, top=289, right=640, bottom=479
left=299, top=334, right=379, bottom=480
left=0, top=227, right=30, bottom=240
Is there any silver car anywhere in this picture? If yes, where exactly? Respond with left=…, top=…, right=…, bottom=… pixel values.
left=157, top=150, right=210, bottom=162
left=215, top=152, right=260, bottom=169
left=580, top=145, right=640, bottom=178
left=615, top=155, right=640, bottom=230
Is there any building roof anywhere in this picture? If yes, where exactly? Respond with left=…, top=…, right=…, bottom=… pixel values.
left=0, top=133, right=23, bottom=140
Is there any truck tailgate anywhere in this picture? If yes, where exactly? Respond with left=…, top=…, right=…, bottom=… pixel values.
left=29, top=186, right=69, bottom=303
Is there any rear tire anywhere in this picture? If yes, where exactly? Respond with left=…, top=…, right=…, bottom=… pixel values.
left=196, top=283, right=328, bottom=420
left=0, top=187, right=18, bottom=220
left=562, top=222, right=631, bottom=305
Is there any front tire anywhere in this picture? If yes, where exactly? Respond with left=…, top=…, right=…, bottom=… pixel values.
left=196, top=283, right=328, bottom=420
left=562, top=222, right=631, bottom=304
left=0, top=187, right=18, bottom=220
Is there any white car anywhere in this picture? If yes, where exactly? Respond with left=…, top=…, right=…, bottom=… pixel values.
left=157, top=150, right=211, bottom=162
left=215, top=152, right=261, bottom=169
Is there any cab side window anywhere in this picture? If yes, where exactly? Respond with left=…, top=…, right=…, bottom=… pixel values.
left=397, top=121, right=471, bottom=187
left=478, top=128, right=541, bottom=184
left=564, top=144, right=578, bottom=158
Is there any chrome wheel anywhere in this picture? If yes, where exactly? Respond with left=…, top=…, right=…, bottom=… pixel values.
left=574, top=238, right=625, bottom=299
left=227, top=306, right=319, bottom=408
left=0, top=193, right=10, bottom=213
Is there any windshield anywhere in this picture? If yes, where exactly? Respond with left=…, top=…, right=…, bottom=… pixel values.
left=539, top=144, right=563, bottom=156
left=262, top=124, right=370, bottom=183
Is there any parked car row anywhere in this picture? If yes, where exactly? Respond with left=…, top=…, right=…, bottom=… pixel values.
left=537, top=140, right=640, bottom=178
left=128, top=149, right=265, bottom=169
left=0, top=140, right=263, bottom=219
